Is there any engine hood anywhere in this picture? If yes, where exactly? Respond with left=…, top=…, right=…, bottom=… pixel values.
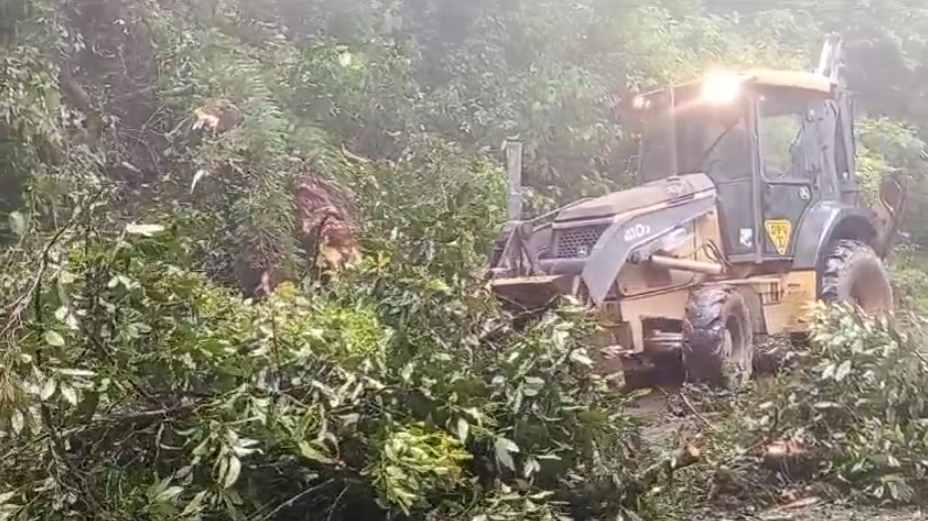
left=556, top=173, right=716, bottom=222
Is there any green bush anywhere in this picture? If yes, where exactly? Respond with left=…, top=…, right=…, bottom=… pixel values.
left=699, top=304, right=928, bottom=505
left=0, top=220, right=656, bottom=521
left=889, top=250, right=928, bottom=315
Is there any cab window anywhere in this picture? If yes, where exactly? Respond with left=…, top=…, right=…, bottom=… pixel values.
left=757, top=88, right=823, bottom=180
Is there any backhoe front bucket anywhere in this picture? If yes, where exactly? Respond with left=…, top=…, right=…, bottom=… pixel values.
left=488, top=274, right=577, bottom=311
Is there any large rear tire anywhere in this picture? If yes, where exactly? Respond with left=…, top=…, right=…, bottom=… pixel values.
left=682, top=285, right=754, bottom=389
left=819, top=239, right=893, bottom=314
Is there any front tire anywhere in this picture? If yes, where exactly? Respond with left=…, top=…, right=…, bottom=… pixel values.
left=819, top=239, right=893, bottom=315
left=682, top=285, right=754, bottom=389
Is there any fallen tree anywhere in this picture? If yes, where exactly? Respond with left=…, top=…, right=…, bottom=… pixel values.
left=0, top=215, right=699, bottom=520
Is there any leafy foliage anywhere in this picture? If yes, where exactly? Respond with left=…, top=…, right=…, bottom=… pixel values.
left=5, top=0, right=928, bottom=519
left=685, top=305, right=928, bottom=507
left=0, top=221, right=658, bottom=520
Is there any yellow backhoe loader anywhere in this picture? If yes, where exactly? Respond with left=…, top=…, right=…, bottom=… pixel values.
left=486, top=34, right=907, bottom=389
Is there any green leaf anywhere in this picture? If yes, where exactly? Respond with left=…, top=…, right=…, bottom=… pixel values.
left=180, top=490, right=209, bottom=516
left=44, top=331, right=65, bottom=347
left=40, top=379, right=57, bottom=401
left=569, top=349, right=593, bottom=366
left=456, top=418, right=469, bottom=443
left=298, top=440, right=326, bottom=461
left=157, top=486, right=184, bottom=503
left=10, top=410, right=23, bottom=435
left=535, top=453, right=561, bottom=460
left=8, top=212, right=25, bottom=237
left=400, top=362, right=415, bottom=382
left=125, top=223, right=165, bottom=236
left=834, top=360, right=852, bottom=382
left=494, top=437, right=520, bottom=470
left=60, top=385, right=77, bottom=406
left=523, top=376, right=545, bottom=396
left=523, top=457, right=540, bottom=478
left=190, top=169, right=209, bottom=193
left=223, top=455, right=241, bottom=489
left=55, top=368, right=96, bottom=378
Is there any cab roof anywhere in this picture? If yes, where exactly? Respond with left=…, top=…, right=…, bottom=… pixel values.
left=641, top=68, right=837, bottom=97
left=738, top=69, right=836, bottom=93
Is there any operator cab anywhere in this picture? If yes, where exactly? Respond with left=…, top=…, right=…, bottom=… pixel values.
left=627, top=69, right=857, bottom=262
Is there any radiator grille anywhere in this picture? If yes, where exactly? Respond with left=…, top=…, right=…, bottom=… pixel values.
left=554, top=225, right=609, bottom=258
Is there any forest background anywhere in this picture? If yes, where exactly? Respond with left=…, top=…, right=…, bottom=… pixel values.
left=3, top=0, right=928, bottom=519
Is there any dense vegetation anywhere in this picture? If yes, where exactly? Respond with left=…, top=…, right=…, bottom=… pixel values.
left=3, top=0, right=928, bottom=519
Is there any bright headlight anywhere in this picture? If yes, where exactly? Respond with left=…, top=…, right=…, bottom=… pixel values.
left=632, top=95, right=649, bottom=109
left=701, top=71, right=741, bottom=104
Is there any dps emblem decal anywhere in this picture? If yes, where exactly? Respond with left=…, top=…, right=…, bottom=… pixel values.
left=764, top=219, right=792, bottom=255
